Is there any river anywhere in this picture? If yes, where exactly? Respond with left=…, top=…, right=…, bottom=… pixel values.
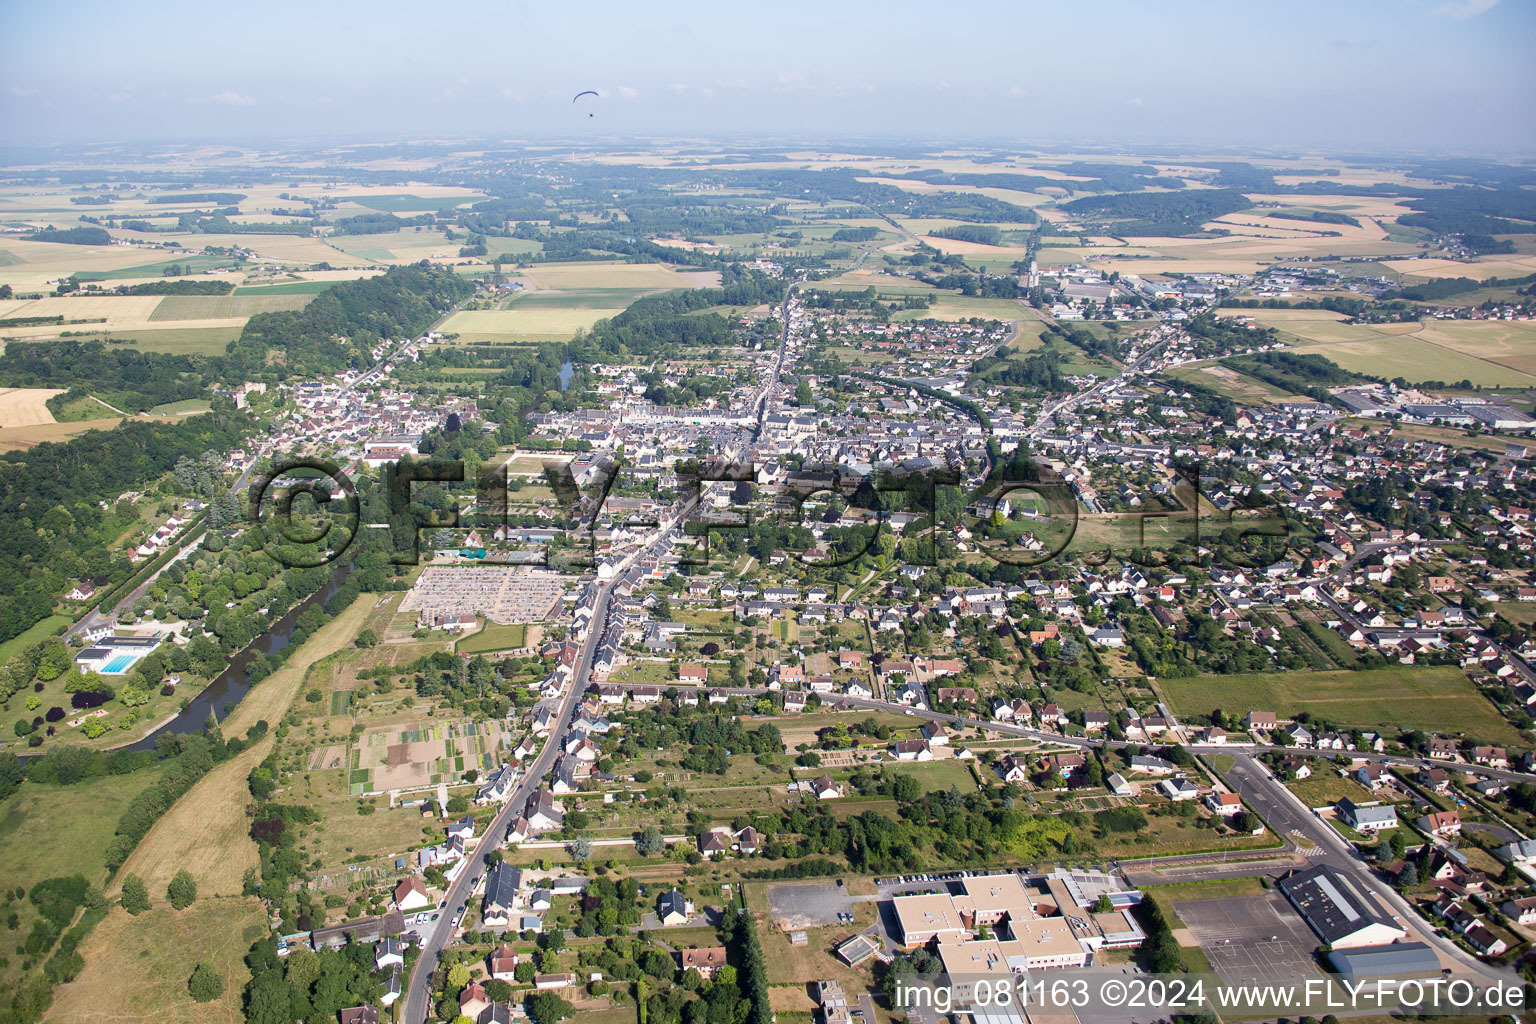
left=125, top=566, right=352, bottom=751
left=558, top=360, right=574, bottom=391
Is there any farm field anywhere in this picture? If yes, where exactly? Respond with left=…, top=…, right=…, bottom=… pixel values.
left=441, top=306, right=627, bottom=342
left=44, top=898, right=267, bottom=1024
left=1, top=295, right=164, bottom=329
left=0, top=417, right=125, bottom=451
left=1406, top=319, right=1536, bottom=375
left=516, top=260, right=715, bottom=290
left=1229, top=308, right=1536, bottom=386
left=147, top=293, right=313, bottom=320
left=1162, top=666, right=1523, bottom=745
left=323, top=229, right=465, bottom=263
left=0, top=386, right=64, bottom=426
left=94, top=326, right=242, bottom=355
left=1169, top=363, right=1305, bottom=404
left=891, top=295, right=1028, bottom=322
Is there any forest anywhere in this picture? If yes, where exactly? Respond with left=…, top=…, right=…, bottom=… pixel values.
left=0, top=410, right=251, bottom=646
left=21, top=226, right=112, bottom=245
left=0, top=341, right=216, bottom=414
left=227, top=262, right=473, bottom=378
left=1058, top=189, right=1250, bottom=236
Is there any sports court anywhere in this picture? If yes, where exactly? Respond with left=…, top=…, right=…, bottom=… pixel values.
left=1171, top=893, right=1325, bottom=986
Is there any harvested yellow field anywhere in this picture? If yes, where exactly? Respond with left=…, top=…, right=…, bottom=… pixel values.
left=1409, top=319, right=1536, bottom=374
left=2, top=294, right=164, bottom=328
left=0, top=239, right=166, bottom=292
left=0, top=386, right=63, bottom=427
left=44, top=898, right=266, bottom=1024
left=116, top=597, right=372, bottom=897
left=1384, top=255, right=1536, bottom=282
left=518, top=260, right=700, bottom=290
left=0, top=418, right=124, bottom=452
left=921, top=237, right=1030, bottom=257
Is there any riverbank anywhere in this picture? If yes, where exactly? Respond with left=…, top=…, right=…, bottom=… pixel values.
left=113, top=594, right=373, bottom=899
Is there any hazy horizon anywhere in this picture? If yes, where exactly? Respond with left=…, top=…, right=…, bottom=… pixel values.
left=3, top=0, right=1534, bottom=155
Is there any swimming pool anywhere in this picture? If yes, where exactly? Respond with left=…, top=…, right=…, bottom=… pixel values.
left=100, top=654, right=139, bottom=675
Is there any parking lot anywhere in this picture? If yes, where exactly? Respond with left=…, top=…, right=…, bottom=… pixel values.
left=767, top=880, right=858, bottom=929
left=1172, top=893, right=1324, bottom=986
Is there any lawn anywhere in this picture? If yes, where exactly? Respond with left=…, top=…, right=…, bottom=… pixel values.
left=45, top=897, right=267, bottom=1024
left=0, top=770, right=157, bottom=999
left=1287, top=773, right=1387, bottom=809
left=1162, top=666, right=1524, bottom=744
left=455, top=622, right=529, bottom=654
left=94, top=326, right=241, bottom=355
left=0, top=613, right=70, bottom=663
left=883, top=758, right=980, bottom=794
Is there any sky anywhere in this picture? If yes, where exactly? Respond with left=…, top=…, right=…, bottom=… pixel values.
left=3, top=0, right=1534, bottom=153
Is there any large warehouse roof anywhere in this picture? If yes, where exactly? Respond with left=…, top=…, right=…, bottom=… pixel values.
left=1277, top=865, right=1406, bottom=948
left=1327, top=941, right=1441, bottom=981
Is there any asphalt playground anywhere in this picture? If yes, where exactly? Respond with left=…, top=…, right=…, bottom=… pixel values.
left=1171, top=893, right=1325, bottom=986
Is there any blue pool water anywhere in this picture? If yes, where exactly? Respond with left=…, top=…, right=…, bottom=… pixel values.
left=100, top=654, right=138, bottom=674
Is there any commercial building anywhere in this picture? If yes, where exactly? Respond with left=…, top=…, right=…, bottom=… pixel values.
left=1277, top=865, right=1407, bottom=949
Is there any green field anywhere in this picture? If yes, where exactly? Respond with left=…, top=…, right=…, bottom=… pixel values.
left=891, top=296, right=1026, bottom=323
left=148, top=293, right=313, bottom=321
left=455, top=622, right=529, bottom=654
left=90, top=326, right=241, bottom=355
left=441, top=306, right=625, bottom=342
left=148, top=398, right=212, bottom=416
left=0, top=771, right=158, bottom=1000
left=1162, top=666, right=1524, bottom=744
left=341, top=193, right=480, bottom=213
left=231, top=280, right=335, bottom=295
left=69, top=254, right=235, bottom=281
left=0, top=613, right=70, bottom=663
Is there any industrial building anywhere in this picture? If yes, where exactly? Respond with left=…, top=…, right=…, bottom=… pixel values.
left=1277, top=865, right=1406, bottom=949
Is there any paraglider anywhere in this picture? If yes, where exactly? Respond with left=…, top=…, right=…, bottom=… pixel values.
left=573, top=90, right=598, bottom=117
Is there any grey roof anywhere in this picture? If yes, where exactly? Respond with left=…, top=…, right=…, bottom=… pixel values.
left=1278, top=865, right=1403, bottom=945
left=659, top=888, right=688, bottom=918
left=1327, top=942, right=1440, bottom=980
left=484, top=863, right=522, bottom=912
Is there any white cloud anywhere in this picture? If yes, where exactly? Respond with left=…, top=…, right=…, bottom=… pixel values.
left=1436, top=0, right=1499, bottom=17
left=500, top=87, right=527, bottom=102
left=617, top=85, right=639, bottom=99
left=210, top=90, right=256, bottom=106
left=10, top=86, right=39, bottom=98
left=1008, top=85, right=1028, bottom=98
left=1127, top=96, right=1144, bottom=108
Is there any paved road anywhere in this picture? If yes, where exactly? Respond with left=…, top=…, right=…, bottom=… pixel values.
left=400, top=503, right=692, bottom=1024
left=401, top=582, right=612, bottom=1024
left=749, top=291, right=796, bottom=437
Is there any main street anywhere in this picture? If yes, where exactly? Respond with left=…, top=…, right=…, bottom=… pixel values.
left=401, top=506, right=690, bottom=1024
